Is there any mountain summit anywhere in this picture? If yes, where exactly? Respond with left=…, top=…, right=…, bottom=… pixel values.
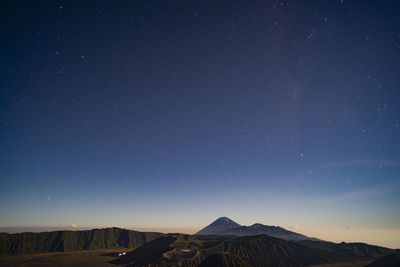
left=207, top=217, right=240, bottom=227
left=196, top=217, right=240, bottom=235
left=196, top=217, right=315, bottom=241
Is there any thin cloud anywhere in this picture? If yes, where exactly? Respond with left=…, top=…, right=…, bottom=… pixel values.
left=311, top=158, right=400, bottom=172
left=316, top=180, right=400, bottom=204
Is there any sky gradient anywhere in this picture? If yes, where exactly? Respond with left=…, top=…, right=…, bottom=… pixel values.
left=1, top=0, right=400, bottom=248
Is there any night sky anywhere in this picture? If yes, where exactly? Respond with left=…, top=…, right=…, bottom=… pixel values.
left=1, top=1, right=400, bottom=247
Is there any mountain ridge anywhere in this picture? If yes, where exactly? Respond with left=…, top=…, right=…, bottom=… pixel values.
left=196, top=217, right=316, bottom=241
left=0, top=227, right=162, bottom=255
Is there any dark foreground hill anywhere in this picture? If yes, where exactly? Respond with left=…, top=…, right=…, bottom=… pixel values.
left=198, top=253, right=251, bottom=267
left=110, top=233, right=394, bottom=267
left=196, top=217, right=315, bottom=241
left=0, top=227, right=162, bottom=255
left=367, top=252, right=400, bottom=267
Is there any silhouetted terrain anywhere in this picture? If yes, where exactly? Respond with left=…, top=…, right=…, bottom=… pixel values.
left=0, top=249, right=127, bottom=267
left=0, top=218, right=396, bottom=266
left=0, top=227, right=162, bottom=255
left=196, top=217, right=316, bottom=241
left=110, top=233, right=393, bottom=267
left=366, top=252, right=400, bottom=267
left=198, top=253, right=251, bottom=267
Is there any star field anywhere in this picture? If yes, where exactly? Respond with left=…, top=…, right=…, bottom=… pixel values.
left=0, top=0, right=400, bottom=247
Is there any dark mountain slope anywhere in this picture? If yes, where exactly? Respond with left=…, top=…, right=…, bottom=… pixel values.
left=111, top=234, right=178, bottom=266
left=0, top=227, right=162, bottom=255
left=218, top=235, right=328, bottom=267
left=198, top=253, right=251, bottom=267
left=220, top=235, right=393, bottom=266
left=111, top=234, right=222, bottom=266
left=298, top=240, right=392, bottom=261
left=367, top=252, right=400, bottom=267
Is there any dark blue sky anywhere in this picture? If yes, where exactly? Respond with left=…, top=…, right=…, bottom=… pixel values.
left=1, top=0, right=400, bottom=247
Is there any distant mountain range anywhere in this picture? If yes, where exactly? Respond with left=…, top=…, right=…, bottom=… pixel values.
left=196, top=217, right=316, bottom=241
left=0, top=227, right=162, bottom=255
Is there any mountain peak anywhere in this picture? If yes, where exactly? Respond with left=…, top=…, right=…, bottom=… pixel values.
left=210, top=217, right=240, bottom=227
left=196, top=217, right=240, bottom=235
